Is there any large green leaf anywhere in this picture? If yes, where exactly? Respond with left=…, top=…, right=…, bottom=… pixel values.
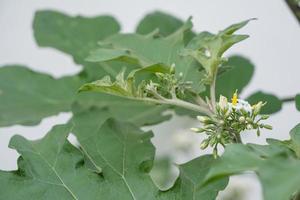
left=204, top=124, right=300, bottom=200
left=0, top=66, right=82, bottom=127
left=0, top=65, right=171, bottom=127
left=0, top=124, right=102, bottom=200
left=247, top=91, right=282, bottom=114
left=136, top=11, right=184, bottom=36
left=33, top=10, right=129, bottom=82
left=0, top=107, right=229, bottom=199
left=33, top=10, right=120, bottom=65
left=70, top=107, right=228, bottom=199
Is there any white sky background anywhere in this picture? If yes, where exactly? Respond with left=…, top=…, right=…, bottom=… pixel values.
left=0, top=1, right=300, bottom=199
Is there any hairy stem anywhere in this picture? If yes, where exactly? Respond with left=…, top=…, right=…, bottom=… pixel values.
left=210, top=74, right=217, bottom=111
left=141, top=97, right=214, bottom=116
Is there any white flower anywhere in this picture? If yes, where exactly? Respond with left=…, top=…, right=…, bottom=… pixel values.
left=229, top=99, right=252, bottom=113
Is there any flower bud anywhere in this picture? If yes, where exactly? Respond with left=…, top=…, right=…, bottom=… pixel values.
left=200, top=139, right=209, bottom=149
left=190, top=127, right=205, bottom=133
left=260, top=115, right=269, bottom=120
left=197, top=116, right=211, bottom=124
left=213, top=147, right=218, bottom=159
left=218, top=95, right=228, bottom=110
left=246, top=124, right=253, bottom=130
left=252, top=101, right=265, bottom=115
left=262, top=124, right=272, bottom=130
left=246, top=117, right=253, bottom=123
left=239, top=116, right=245, bottom=123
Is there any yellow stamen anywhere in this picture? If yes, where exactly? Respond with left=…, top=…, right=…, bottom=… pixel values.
left=231, top=90, right=238, bottom=106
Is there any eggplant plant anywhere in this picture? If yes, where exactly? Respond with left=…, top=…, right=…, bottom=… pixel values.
left=0, top=10, right=300, bottom=200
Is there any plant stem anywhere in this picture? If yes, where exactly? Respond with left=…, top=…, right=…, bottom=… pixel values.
left=281, top=96, right=295, bottom=103
left=141, top=97, right=214, bottom=116
left=210, top=74, right=217, bottom=112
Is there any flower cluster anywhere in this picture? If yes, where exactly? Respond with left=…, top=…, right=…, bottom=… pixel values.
left=191, top=91, right=272, bottom=158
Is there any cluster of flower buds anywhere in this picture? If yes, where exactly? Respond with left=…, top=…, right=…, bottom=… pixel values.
left=145, top=64, right=193, bottom=99
left=191, top=91, right=272, bottom=158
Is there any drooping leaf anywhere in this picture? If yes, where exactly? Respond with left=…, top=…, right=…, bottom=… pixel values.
left=247, top=91, right=282, bottom=114
left=0, top=66, right=82, bottom=127
left=136, top=11, right=184, bottom=36
left=216, top=55, right=254, bottom=98
left=204, top=124, right=300, bottom=200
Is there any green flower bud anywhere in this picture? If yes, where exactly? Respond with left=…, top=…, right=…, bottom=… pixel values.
left=246, top=117, right=253, bottom=123
left=262, top=124, right=272, bottom=130
left=260, top=115, right=269, bottom=120
left=190, top=127, right=205, bottom=133
left=213, top=147, right=218, bottom=159
left=252, top=101, right=265, bottom=115
left=200, top=139, right=209, bottom=149
left=197, top=116, right=211, bottom=124
left=256, top=129, right=261, bottom=136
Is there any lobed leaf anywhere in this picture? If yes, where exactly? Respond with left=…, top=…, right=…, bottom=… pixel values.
left=0, top=106, right=228, bottom=199
left=0, top=66, right=82, bottom=126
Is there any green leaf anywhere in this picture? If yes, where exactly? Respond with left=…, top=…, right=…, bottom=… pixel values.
left=74, top=95, right=171, bottom=126
left=136, top=11, right=184, bottom=36
left=247, top=91, right=282, bottom=114
left=0, top=124, right=103, bottom=200
left=290, top=123, right=300, bottom=158
left=0, top=66, right=82, bottom=127
left=0, top=65, right=170, bottom=127
left=79, top=69, right=136, bottom=97
left=70, top=107, right=228, bottom=200
left=171, top=156, right=228, bottom=200
left=33, top=10, right=128, bottom=82
left=1, top=110, right=228, bottom=199
left=181, top=19, right=252, bottom=82
left=32, top=10, right=171, bottom=127
left=86, top=19, right=205, bottom=93
left=296, top=94, right=300, bottom=111
left=204, top=124, right=300, bottom=200
left=216, top=55, right=254, bottom=98
left=33, top=10, right=120, bottom=65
